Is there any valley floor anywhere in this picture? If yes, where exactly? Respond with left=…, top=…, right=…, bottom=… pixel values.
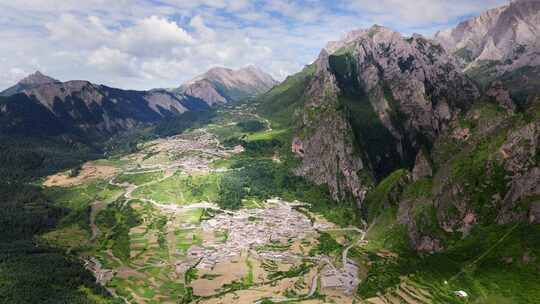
left=39, top=106, right=369, bottom=304
left=33, top=104, right=539, bottom=304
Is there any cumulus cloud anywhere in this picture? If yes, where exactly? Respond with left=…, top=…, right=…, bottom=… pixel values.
left=190, top=15, right=217, bottom=42
left=0, top=0, right=509, bottom=90
left=88, top=47, right=140, bottom=77
left=0, top=67, right=28, bottom=87
left=46, top=15, right=111, bottom=49
left=46, top=15, right=193, bottom=55
left=118, top=16, right=194, bottom=57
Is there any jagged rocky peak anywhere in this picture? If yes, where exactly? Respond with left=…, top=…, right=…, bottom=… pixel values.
left=1, top=70, right=61, bottom=97
left=178, top=65, right=278, bottom=105
left=434, top=0, right=540, bottom=68
left=324, top=25, right=402, bottom=54
left=315, top=24, right=479, bottom=139
left=203, top=65, right=277, bottom=92
left=18, top=71, right=59, bottom=86
left=292, top=24, right=479, bottom=204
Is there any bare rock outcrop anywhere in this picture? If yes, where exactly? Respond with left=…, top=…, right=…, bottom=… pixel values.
left=434, top=0, right=540, bottom=73
left=292, top=26, right=478, bottom=204
left=293, top=49, right=368, bottom=204
left=497, top=121, right=540, bottom=224
left=412, top=149, right=433, bottom=181
left=486, top=81, right=516, bottom=112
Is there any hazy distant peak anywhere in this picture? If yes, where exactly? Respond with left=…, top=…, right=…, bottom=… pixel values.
left=178, top=66, right=277, bottom=105
left=434, top=0, right=540, bottom=69
left=18, top=71, right=59, bottom=86
left=0, top=71, right=61, bottom=97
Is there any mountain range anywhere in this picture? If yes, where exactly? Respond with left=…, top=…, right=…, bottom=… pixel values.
left=0, top=66, right=276, bottom=138
left=1, top=0, right=539, bottom=258
left=1, top=1, right=540, bottom=303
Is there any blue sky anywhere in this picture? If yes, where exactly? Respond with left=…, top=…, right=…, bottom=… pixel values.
left=0, top=0, right=508, bottom=90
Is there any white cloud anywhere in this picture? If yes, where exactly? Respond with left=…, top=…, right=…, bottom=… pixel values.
left=88, top=47, right=139, bottom=77
left=190, top=15, right=217, bottom=41
left=0, top=67, right=28, bottom=86
left=263, top=0, right=324, bottom=23
left=0, top=0, right=510, bottom=91
left=46, top=15, right=111, bottom=49
left=118, top=16, right=194, bottom=57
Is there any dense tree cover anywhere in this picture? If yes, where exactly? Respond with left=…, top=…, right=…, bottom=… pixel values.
left=0, top=183, right=64, bottom=243
left=0, top=137, right=114, bottom=304
left=0, top=94, right=67, bottom=137
left=0, top=135, right=104, bottom=182
left=0, top=241, right=118, bottom=304
left=154, top=110, right=216, bottom=137
left=242, top=139, right=281, bottom=155
left=95, top=200, right=142, bottom=261
left=0, top=180, right=118, bottom=303
left=216, top=158, right=361, bottom=227
left=236, top=120, right=266, bottom=133
left=222, top=137, right=281, bottom=155
left=216, top=175, right=246, bottom=210
left=312, top=232, right=343, bottom=255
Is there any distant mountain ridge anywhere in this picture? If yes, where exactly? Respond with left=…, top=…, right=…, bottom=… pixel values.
left=434, top=0, right=540, bottom=71
left=0, top=66, right=277, bottom=138
left=434, top=0, right=540, bottom=107
left=0, top=71, right=61, bottom=97
left=0, top=72, right=209, bottom=138
left=176, top=65, right=278, bottom=105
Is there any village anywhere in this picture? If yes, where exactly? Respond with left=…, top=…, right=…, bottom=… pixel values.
left=123, top=128, right=243, bottom=175
left=179, top=198, right=364, bottom=299
left=189, top=199, right=314, bottom=269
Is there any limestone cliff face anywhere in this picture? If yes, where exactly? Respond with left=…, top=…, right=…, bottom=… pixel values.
left=412, top=149, right=433, bottom=181
left=292, top=50, right=368, bottom=204
left=292, top=26, right=478, bottom=204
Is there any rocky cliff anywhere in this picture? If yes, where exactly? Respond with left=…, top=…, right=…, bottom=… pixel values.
left=290, top=25, right=478, bottom=204
left=435, top=0, right=540, bottom=65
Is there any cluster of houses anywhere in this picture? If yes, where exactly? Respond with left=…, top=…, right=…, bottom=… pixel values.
left=320, top=259, right=360, bottom=295
left=189, top=199, right=313, bottom=269
left=176, top=198, right=362, bottom=296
